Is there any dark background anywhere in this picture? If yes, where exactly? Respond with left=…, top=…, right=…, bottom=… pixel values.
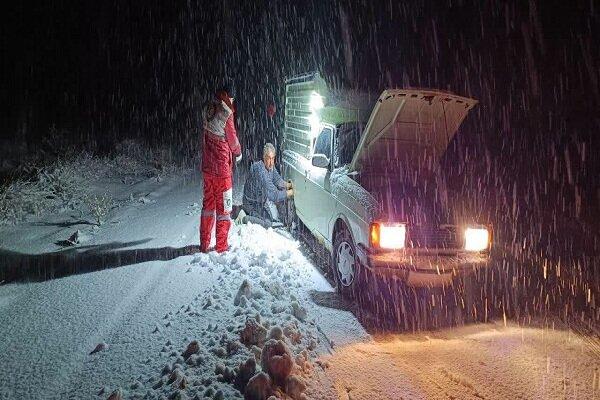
left=2, top=0, right=599, bottom=322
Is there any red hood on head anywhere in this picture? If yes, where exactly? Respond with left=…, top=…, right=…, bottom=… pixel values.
left=215, top=90, right=235, bottom=113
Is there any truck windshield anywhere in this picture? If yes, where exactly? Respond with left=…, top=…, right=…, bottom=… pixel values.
left=335, top=122, right=364, bottom=168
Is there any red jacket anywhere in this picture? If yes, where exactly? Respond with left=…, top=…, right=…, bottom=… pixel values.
left=202, top=98, right=241, bottom=178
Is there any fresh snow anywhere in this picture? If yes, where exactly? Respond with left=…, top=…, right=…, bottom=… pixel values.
left=330, top=166, right=380, bottom=222
left=0, top=169, right=598, bottom=399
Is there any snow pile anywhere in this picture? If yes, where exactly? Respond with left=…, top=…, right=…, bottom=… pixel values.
left=98, top=224, right=334, bottom=399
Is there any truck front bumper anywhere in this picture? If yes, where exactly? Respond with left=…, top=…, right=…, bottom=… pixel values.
left=356, top=245, right=490, bottom=287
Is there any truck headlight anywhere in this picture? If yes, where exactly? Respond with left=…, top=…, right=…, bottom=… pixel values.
left=464, top=227, right=490, bottom=252
left=370, top=223, right=406, bottom=250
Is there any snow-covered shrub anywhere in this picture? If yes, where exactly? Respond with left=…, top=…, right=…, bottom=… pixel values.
left=0, top=157, right=90, bottom=225
left=71, top=152, right=111, bottom=180
left=0, top=181, right=37, bottom=225
left=0, top=138, right=189, bottom=226
left=112, top=139, right=183, bottom=178
left=150, top=146, right=176, bottom=173
left=113, top=140, right=149, bottom=177
left=84, top=192, right=114, bottom=225
left=37, top=159, right=85, bottom=203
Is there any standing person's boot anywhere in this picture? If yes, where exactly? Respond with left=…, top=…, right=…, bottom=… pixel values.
left=215, top=179, right=233, bottom=253
left=200, top=173, right=218, bottom=253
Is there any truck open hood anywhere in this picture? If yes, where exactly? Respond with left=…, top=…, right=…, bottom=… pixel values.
left=349, top=89, right=477, bottom=174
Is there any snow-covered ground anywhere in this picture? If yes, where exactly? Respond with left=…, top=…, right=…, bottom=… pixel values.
left=0, top=167, right=598, bottom=399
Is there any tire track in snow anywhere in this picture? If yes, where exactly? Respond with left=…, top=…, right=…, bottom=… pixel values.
left=59, top=181, right=213, bottom=398
left=59, top=260, right=174, bottom=398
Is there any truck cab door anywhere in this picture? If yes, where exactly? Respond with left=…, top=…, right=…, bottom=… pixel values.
left=306, top=125, right=335, bottom=241
left=282, top=150, right=310, bottom=224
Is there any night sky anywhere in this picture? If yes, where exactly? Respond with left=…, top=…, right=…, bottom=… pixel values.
left=4, top=1, right=597, bottom=145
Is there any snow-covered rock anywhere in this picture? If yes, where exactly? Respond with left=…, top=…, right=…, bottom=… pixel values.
left=215, top=363, right=236, bottom=383
left=234, top=279, right=252, bottom=306
left=268, top=326, right=284, bottom=341
left=244, top=372, right=273, bottom=400
left=167, top=368, right=187, bottom=389
left=240, top=318, right=267, bottom=347
left=89, top=342, right=108, bottom=355
left=234, top=358, right=257, bottom=391
left=261, top=339, right=294, bottom=385
left=285, top=374, right=307, bottom=400
left=294, top=350, right=312, bottom=374
left=106, top=388, right=123, bottom=400
left=67, top=230, right=81, bottom=245
left=238, top=295, right=249, bottom=308
left=226, top=339, right=242, bottom=356
left=181, top=340, right=200, bottom=359
left=283, top=322, right=302, bottom=345
left=291, top=301, right=307, bottom=322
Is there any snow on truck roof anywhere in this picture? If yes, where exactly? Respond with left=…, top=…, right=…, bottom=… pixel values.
left=377, top=88, right=478, bottom=108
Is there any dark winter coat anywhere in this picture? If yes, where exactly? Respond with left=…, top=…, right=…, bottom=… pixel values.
left=243, top=161, right=287, bottom=210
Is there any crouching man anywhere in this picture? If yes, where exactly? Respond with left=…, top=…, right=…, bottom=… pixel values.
left=240, top=143, right=293, bottom=228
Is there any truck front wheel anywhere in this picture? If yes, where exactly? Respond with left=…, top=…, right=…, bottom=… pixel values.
left=332, top=227, right=362, bottom=299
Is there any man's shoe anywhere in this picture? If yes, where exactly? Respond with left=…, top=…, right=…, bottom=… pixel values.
left=271, top=221, right=284, bottom=229
left=234, top=209, right=247, bottom=225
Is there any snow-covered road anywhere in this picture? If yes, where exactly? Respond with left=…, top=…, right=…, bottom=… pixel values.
left=325, top=323, right=600, bottom=399
left=0, top=172, right=598, bottom=399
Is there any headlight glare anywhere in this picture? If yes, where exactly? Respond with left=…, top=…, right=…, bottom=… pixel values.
left=464, top=227, right=490, bottom=251
left=370, top=223, right=406, bottom=249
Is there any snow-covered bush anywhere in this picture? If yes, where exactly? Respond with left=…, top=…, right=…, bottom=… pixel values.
left=112, top=139, right=182, bottom=178
left=112, top=139, right=150, bottom=177
left=37, top=159, right=85, bottom=202
left=0, top=139, right=188, bottom=226
left=84, top=192, right=115, bottom=225
left=0, top=157, right=89, bottom=225
left=0, top=181, right=40, bottom=225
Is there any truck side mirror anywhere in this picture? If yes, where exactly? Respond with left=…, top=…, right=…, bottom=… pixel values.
left=311, top=154, right=330, bottom=168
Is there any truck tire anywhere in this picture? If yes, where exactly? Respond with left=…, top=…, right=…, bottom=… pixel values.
left=332, top=227, right=362, bottom=300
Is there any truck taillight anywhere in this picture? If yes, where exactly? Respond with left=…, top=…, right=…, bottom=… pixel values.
left=370, top=222, right=406, bottom=250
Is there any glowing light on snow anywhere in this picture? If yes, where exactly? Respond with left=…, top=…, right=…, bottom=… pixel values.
left=308, top=92, right=324, bottom=139
left=464, top=227, right=490, bottom=251
left=309, top=92, right=324, bottom=111
left=309, top=114, right=321, bottom=138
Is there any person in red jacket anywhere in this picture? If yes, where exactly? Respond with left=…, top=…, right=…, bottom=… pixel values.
left=200, top=86, right=242, bottom=253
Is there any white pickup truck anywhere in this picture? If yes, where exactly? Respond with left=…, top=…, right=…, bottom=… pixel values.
left=281, top=72, right=491, bottom=299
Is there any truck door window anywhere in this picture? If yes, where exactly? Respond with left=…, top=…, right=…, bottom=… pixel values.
left=314, top=127, right=333, bottom=159
left=335, top=122, right=363, bottom=167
